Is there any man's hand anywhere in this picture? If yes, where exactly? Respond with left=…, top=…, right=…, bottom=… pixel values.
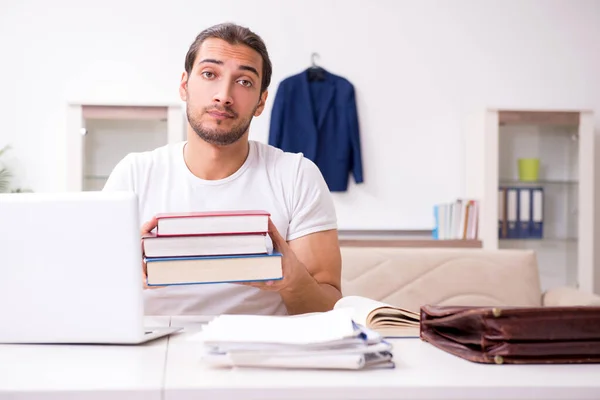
left=242, top=218, right=342, bottom=314
left=240, top=219, right=312, bottom=292
left=140, top=217, right=162, bottom=290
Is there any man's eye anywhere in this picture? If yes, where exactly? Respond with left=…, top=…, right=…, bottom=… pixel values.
left=202, top=71, right=215, bottom=79
left=238, top=80, right=252, bottom=87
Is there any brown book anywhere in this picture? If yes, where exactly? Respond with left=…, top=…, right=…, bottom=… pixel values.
left=420, top=305, right=600, bottom=364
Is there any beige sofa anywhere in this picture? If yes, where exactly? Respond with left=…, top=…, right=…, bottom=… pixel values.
left=340, top=247, right=600, bottom=312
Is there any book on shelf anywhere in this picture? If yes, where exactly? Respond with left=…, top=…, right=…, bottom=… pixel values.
left=498, top=186, right=543, bottom=239
left=193, top=308, right=395, bottom=370
left=145, top=252, right=283, bottom=286
left=333, top=295, right=420, bottom=338
left=142, top=232, right=268, bottom=258
left=155, top=210, right=270, bottom=236
left=432, top=199, right=479, bottom=240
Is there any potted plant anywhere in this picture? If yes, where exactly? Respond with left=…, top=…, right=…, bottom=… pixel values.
left=0, top=145, right=13, bottom=193
left=0, top=145, right=31, bottom=193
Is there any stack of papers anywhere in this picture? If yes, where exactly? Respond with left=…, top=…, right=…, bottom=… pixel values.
left=194, top=308, right=394, bottom=370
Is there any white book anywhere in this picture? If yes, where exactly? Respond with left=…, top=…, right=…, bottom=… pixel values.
left=438, top=205, right=447, bottom=239
left=453, top=200, right=462, bottom=239
left=333, top=295, right=420, bottom=338
left=458, top=200, right=469, bottom=239
left=143, top=233, right=268, bottom=257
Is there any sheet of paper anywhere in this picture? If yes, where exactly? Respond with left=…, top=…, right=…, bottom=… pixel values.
left=199, top=308, right=358, bottom=345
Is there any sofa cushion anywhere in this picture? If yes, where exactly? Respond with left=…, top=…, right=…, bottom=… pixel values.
left=340, top=247, right=542, bottom=312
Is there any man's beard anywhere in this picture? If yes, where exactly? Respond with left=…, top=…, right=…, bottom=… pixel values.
left=187, top=103, right=255, bottom=146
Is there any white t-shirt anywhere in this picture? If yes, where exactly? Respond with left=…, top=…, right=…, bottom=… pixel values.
left=102, top=140, right=337, bottom=316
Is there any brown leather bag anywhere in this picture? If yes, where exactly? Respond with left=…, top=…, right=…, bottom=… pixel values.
left=419, top=305, right=600, bottom=364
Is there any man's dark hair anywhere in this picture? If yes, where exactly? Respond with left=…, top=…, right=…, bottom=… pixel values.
left=184, top=22, right=272, bottom=93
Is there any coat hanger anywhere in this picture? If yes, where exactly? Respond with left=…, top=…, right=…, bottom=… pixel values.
left=308, top=52, right=325, bottom=81
left=311, top=52, right=320, bottom=68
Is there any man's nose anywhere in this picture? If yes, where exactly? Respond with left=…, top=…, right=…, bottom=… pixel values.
left=212, top=82, right=234, bottom=106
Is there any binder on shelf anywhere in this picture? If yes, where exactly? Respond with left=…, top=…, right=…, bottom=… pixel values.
left=531, top=188, right=544, bottom=239
left=506, top=188, right=518, bottom=238
left=498, top=188, right=507, bottom=239
left=518, top=188, right=531, bottom=239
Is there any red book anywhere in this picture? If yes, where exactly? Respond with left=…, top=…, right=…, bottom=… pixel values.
left=155, top=210, right=270, bottom=237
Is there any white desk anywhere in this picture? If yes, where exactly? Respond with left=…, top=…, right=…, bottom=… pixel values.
left=165, top=316, right=600, bottom=400
left=0, top=316, right=170, bottom=400
left=2, top=316, right=600, bottom=400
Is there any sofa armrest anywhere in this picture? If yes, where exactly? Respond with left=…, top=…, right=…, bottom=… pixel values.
left=542, top=286, right=600, bottom=307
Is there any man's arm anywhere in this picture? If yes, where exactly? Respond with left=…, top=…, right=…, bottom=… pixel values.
left=240, top=154, right=342, bottom=314
left=240, top=221, right=342, bottom=315
left=279, top=229, right=342, bottom=314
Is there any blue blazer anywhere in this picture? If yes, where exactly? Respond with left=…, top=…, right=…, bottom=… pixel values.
left=268, top=69, right=364, bottom=192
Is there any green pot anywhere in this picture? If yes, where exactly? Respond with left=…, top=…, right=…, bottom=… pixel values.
left=518, top=158, right=540, bottom=182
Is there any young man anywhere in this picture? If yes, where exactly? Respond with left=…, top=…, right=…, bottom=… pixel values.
left=103, top=23, right=342, bottom=316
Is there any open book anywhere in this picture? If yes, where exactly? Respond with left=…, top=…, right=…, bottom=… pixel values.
left=333, top=296, right=420, bottom=338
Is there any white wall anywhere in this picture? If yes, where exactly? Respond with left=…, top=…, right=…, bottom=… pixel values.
left=1, top=0, right=599, bottom=230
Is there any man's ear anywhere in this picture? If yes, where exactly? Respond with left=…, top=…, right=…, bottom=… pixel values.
left=254, top=90, right=269, bottom=117
left=179, top=72, right=189, bottom=101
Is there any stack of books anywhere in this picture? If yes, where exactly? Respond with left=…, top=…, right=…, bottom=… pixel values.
left=432, top=198, right=479, bottom=240
left=196, top=308, right=395, bottom=370
left=142, top=210, right=283, bottom=286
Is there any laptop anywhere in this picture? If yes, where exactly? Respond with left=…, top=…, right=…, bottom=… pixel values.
left=0, top=190, right=181, bottom=344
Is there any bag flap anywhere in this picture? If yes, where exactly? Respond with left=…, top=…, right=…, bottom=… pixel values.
left=420, top=305, right=600, bottom=342
left=420, top=305, right=600, bottom=364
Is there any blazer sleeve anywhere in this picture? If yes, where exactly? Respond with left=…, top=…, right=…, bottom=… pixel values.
left=347, top=85, right=364, bottom=183
left=268, top=83, right=285, bottom=149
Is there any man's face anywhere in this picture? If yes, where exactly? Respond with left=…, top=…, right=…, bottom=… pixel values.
left=179, top=38, right=268, bottom=146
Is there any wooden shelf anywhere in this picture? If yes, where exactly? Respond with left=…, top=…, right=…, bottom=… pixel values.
left=498, top=110, right=579, bottom=126
left=339, top=239, right=482, bottom=248
left=82, top=105, right=168, bottom=120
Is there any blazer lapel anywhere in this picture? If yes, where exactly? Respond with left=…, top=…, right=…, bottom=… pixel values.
left=300, top=71, right=318, bottom=131
left=301, top=70, right=336, bottom=132
left=315, top=72, right=335, bottom=131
